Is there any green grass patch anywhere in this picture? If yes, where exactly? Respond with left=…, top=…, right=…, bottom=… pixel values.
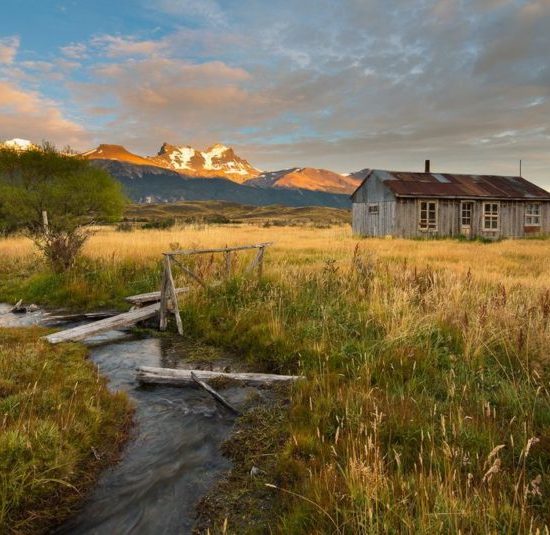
left=0, top=328, right=133, bottom=533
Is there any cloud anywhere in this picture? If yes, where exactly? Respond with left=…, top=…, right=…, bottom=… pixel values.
left=153, top=0, right=226, bottom=25
left=0, top=36, right=19, bottom=65
left=0, top=81, right=89, bottom=148
left=90, top=35, right=166, bottom=57
left=60, top=42, right=88, bottom=59
left=73, top=57, right=258, bottom=147
left=3, top=0, right=550, bottom=187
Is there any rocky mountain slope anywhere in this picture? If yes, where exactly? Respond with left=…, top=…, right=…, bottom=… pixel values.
left=81, top=144, right=157, bottom=167
left=148, top=143, right=260, bottom=182
left=250, top=167, right=360, bottom=194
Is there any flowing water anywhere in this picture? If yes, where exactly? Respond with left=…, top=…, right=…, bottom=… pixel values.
left=0, top=304, right=253, bottom=534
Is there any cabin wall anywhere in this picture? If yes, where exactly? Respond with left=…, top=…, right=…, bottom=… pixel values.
left=352, top=201, right=396, bottom=236
left=352, top=173, right=397, bottom=236
left=393, top=199, right=550, bottom=239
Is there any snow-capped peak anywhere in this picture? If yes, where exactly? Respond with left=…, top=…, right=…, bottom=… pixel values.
left=148, top=141, right=260, bottom=182
left=1, top=138, right=34, bottom=151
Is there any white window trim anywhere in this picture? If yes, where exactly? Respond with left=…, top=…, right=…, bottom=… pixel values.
left=418, top=199, right=438, bottom=232
left=525, top=203, right=541, bottom=226
left=460, top=201, right=473, bottom=228
left=483, top=201, right=500, bottom=231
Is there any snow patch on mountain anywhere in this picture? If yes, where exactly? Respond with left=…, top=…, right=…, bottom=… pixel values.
left=1, top=138, right=35, bottom=151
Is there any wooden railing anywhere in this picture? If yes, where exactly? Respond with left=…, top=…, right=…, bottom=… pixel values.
left=159, top=243, right=272, bottom=334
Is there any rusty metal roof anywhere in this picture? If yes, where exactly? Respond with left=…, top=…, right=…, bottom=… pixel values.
left=354, top=170, right=550, bottom=200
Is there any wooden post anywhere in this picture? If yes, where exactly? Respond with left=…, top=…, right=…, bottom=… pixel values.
left=42, top=210, right=49, bottom=235
left=224, top=250, right=231, bottom=278
left=257, top=246, right=265, bottom=279
left=165, top=255, right=184, bottom=335
left=159, top=256, right=170, bottom=331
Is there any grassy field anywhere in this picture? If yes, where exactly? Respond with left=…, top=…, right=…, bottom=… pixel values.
left=0, top=328, right=132, bottom=533
left=1, top=223, right=550, bottom=533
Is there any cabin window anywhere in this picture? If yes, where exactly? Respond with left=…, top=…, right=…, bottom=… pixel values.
left=368, top=204, right=379, bottom=214
left=418, top=200, right=438, bottom=231
left=461, top=202, right=473, bottom=227
left=525, top=203, right=541, bottom=226
left=483, top=202, right=499, bottom=230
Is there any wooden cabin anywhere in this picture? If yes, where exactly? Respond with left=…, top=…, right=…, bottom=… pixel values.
left=351, top=165, right=550, bottom=239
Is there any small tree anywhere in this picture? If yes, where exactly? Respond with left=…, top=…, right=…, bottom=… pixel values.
left=0, top=144, right=126, bottom=271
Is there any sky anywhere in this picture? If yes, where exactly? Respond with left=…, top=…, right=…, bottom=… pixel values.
left=1, top=0, right=550, bottom=188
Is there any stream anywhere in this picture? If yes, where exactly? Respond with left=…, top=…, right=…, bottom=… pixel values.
left=0, top=304, right=254, bottom=534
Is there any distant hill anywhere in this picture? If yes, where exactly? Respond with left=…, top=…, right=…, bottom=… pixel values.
left=125, top=200, right=351, bottom=226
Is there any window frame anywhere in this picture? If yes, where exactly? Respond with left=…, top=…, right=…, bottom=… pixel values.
left=483, top=201, right=500, bottom=231
left=368, top=203, right=379, bottom=215
left=418, top=199, right=438, bottom=232
left=525, top=203, right=541, bottom=227
left=460, top=201, right=473, bottom=228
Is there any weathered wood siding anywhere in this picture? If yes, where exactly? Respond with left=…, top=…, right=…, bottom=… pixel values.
left=352, top=172, right=397, bottom=236
left=352, top=201, right=396, bottom=236
left=393, top=199, right=550, bottom=239
left=354, top=195, right=550, bottom=239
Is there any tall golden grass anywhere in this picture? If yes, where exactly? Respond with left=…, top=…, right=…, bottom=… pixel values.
left=1, top=223, right=550, bottom=533
left=1, top=224, right=549, bottom=288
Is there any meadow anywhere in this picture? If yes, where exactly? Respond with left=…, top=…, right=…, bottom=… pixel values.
left=1, top=223, right=550, bottom=533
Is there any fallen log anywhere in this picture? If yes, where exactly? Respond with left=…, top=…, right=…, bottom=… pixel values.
left=44, top=303, right=160, bottom=344
left=136, top=366, right=304, bottom=387
left=191, top=371, right=241, bottom=415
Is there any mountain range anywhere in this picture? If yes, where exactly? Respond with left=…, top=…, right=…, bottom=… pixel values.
left=1, top=138, right=362, bottom=208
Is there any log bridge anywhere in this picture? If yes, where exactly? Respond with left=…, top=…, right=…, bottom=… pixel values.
left=43, top=243, right=272, bottom=344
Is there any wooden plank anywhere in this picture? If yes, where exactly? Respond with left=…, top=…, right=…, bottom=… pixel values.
left=137, top=366, right=304, bottom=386
left=44, top=303, right=161, bottom=344
left=126, top=287, right=188, bottom=305
left=191, top=371, right=241, bottom=415
left=166, top=243, right=272, bottom=256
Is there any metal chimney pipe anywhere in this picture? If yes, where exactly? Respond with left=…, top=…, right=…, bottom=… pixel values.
left=425, top=159, right=431, bottom=173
